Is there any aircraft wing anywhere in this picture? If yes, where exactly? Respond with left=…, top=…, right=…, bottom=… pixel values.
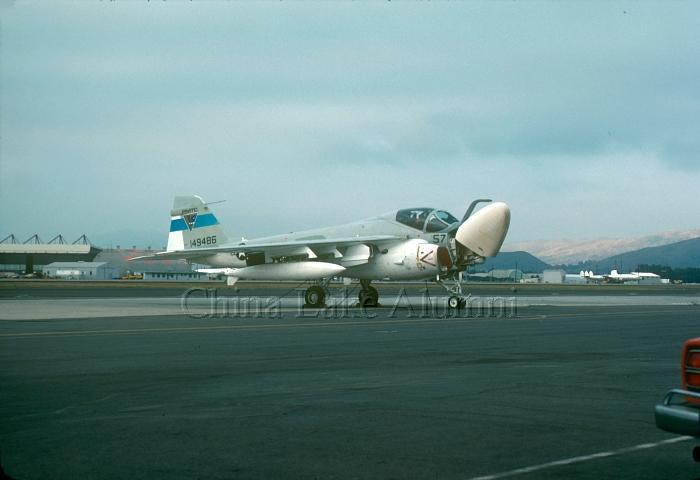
left=129, top=235, right=401, bottom=261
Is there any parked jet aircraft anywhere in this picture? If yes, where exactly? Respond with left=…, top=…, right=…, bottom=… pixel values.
left=132, top=195, right=511, bottom=308
left=580, top=269, right=661, bottom=283
left=579, top=270, right=606, bottom=282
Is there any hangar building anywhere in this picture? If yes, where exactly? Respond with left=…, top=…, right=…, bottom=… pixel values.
left=0, top=234, right=101, bottom=274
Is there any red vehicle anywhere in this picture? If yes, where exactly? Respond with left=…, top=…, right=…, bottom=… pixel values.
left=655, top=337, right=700, bottom=460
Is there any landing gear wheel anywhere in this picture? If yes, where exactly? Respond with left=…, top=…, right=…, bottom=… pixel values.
left=693, top=446, right=700, bottom=462
left=358, top=285, right=379, bottom=307
left=448, top=295, right=465, bottom=309
left=304, top=286, right=326, bottom=308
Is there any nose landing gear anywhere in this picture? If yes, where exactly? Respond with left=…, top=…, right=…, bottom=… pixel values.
left=438, top=272, right=468, bottom=310
left=448, top=295, right=467, bottom=309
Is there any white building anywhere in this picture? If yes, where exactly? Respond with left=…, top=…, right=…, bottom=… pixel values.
left=542, top=269, right=566, bottom=284
left=564, top=274, right=589, bottom=284
left=142, top=271, right=213, bottom=282
left=43, top=261, right=117, bottom=280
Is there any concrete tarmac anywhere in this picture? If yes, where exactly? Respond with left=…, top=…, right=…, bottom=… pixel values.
left=1, top=284, right=700, bottom=479
left=3, top=279, right=700, bottom=299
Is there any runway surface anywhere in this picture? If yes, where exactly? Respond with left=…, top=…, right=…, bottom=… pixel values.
left=1, top=282, right=700, bottom=479
left=3, top=279, right=700, bottom=299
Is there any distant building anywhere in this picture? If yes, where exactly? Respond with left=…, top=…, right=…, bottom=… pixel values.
left=142, top=271, right=212, bottom=282
left=97, top=248, right=194, bottom=278
left=633, top=276, right=664, bottom=285
left=564, top=274, right=589, bottom=285
left=520, top=273, right=541, bottom=284
left=466, top=269, right=523, bottom=282
left=542, top=269, right=566, bottom=284
left=490, top=269, right=523, bottom=282
left=43, top=261, right=117, bottom=280
left=0, top=234, right=100, bottom=274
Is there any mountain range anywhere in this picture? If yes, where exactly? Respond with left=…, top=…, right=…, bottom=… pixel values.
left=504, top=228, right=700, bottom=265
left=561, top=236, right=700, bottom=272
left=481, top=235, right=700, bottom=273
left=472, top=251, right=550, bottom=273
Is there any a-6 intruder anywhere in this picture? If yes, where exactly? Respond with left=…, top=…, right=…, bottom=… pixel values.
left=132, top=196, right=510, bottom=308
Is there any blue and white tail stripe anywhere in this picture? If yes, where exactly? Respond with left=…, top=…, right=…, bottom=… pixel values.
left=166, top=195, right=228, bottom=251
left=169, top=213, right=219, bottom=232
left=169, top=218, right=188, bottom=232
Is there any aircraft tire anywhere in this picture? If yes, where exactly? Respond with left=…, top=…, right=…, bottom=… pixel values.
left=304, top=286, right=326, bottom=308
left=358, top=286, right=379, bottom=307
left=448, top=295, right=463, bottom=309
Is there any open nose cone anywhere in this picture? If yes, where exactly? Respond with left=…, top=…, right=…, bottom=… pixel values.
left=455, top=202, right=511, bottom=257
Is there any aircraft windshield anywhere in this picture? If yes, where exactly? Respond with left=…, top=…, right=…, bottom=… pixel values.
left=425, top=210, right=459, bottom=232
left=395, top=208, right=459, bottom=231
left=436, top=210, right=458, bottom=224
left=395, top=208, right=433, bottom=230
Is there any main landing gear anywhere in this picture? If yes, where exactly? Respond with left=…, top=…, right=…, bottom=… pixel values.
left=304, top=276, right=333, bottom=308
left=437, top=273, right=468, bottom=310
left=304, top=279, right=380, bottom=308
left=358, top=280, right=379, bottom=307
left=304, top=285, right=327, bottom=308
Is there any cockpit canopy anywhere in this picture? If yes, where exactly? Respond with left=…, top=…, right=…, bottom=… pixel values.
left=395, top=208, right=459, bottom=232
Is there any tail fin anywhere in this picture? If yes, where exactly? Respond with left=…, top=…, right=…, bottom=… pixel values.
left=167, top=195, right=228, bottom=251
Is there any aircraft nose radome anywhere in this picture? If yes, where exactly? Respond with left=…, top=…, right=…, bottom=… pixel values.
left=455, top=202, right=511, bottom=257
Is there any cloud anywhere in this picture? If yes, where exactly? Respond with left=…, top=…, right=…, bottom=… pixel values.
left=1, top=2, right=699, bottom=245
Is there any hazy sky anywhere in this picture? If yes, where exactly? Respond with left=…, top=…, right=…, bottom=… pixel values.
left=1, top=1, right=699, bottom=247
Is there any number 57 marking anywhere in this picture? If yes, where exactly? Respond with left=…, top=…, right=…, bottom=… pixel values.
left=432, top=234, right=446, bottom=244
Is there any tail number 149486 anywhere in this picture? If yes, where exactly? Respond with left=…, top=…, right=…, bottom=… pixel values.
left=190, top=236, right=217, bottom=248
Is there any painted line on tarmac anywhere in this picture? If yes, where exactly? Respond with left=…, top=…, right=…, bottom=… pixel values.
left=466, top=436, right=693, bottom=480
left=0, top=315, right=521, bottom=338
left=0, top=308, right=693, bottom=338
